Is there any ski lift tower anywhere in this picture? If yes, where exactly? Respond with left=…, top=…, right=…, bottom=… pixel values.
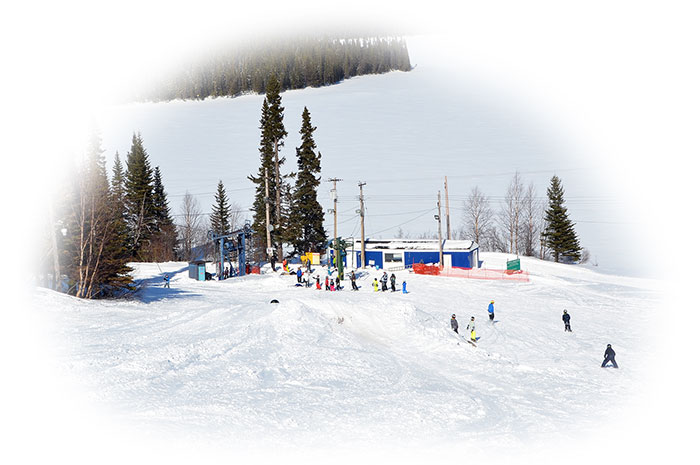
left=208, top=221, right=254, bottom=279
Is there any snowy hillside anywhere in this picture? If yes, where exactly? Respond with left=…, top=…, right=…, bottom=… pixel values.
left=29, top=254, right=661, bottom=463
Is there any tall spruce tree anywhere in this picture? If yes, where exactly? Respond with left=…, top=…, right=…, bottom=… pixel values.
left=249, top=74, right=290, bottom=259
left=289, top=107, right=326, bottom=254
left=210, top=180, right=232, bottom=236
left=124, top=132, right=156, bottom=259
left=543, top=175, right=582, bottom=263
left=65, top=130, right=132, bottom=298
left=151, top=166, right=177, bottom=261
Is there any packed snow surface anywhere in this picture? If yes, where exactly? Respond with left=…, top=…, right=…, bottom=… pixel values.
left=30, top=254, right=661, bottom=462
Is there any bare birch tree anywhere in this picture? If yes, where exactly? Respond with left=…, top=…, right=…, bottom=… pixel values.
left=500, top=172, right=524, bottom=254
left=461, top=186, right=494, bottom=248
left=178, top=191, right=204, bottom=261
left=519, top=182, right=541, bottom=257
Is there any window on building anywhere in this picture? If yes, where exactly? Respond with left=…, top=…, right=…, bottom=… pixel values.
left=385, top=253, right=403, bottom=263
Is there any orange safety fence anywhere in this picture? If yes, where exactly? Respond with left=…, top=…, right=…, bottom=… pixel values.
left=412, top=264, right=529, bottom=282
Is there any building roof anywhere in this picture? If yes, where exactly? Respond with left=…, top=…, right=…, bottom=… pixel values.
left=351, top=238, right=478, bottom=252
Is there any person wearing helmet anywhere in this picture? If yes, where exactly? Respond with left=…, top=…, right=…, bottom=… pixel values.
left=451, top=314, right=459, bottom=333
left=602, top=344, right=618, bottom=368
left=466, top=316, right=476, bottom=342
left=487, top=300, right=495, bottom=321
left=562, top=310, right=572, bottom=332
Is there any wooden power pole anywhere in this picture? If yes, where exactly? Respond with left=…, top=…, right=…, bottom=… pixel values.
left=444, top=176, right=452, bottom=240
left=328, top=178, right=342, bottom=268
left=358, top=181, right=366, bottom=268
left=436, top=190, right=444, bottom=267
left=264, top=168, right=272, bottom=259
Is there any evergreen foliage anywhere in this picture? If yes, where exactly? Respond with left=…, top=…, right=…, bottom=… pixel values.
left=210, top=180, right=232, bottom=235
left=139, top=36, right=412, bottom=102
left=249, top=75, right=291, bottom=258
left=64, top=130, right=132, bottom=298
left=289, top=107, right=327, bottom=254
left=543, top=176, right=582, bottom=263
left=124, top=133, right=156, bottom=259
left=150, top=166, right=177, bottom=261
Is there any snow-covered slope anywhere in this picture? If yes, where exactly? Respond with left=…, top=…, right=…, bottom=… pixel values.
left=29, top=254, right=661, bottom=463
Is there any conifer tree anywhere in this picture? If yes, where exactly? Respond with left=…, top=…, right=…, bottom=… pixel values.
left=543, top=175, right=582, bottom=263
left=111, top=151, right=125, bottom=205
left=249, top=74, right=290, bottom=259
left=289, top=107, right=326, bottom=254
left=124, top=133, right=156, bottom=259
left=65, top=130, right=132, bottom=298
left=150, top=166, right=177, bottom=261
left=210, top=180, right=232, bottom=236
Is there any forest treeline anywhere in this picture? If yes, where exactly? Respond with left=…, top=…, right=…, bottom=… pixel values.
left=138, top=36, right=412, bottom=102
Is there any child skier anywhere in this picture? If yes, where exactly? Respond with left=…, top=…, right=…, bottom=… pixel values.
left=402, top=281, right=407, bottom=294
left=451, top=314, right=459, bottom=333
left=562, top=310, right=572, bottom=332
left=163, top=274, right=170, bottom=288
left=466, top=316, right=476, bottom=342
left=373, top=278, right=379, bottom=292
left=335, top=276, right=341, bottom=290
left=325, top=276, right=330, bottom=291
left=296, top=267, right=302, bottom=284
left=602, top=344, right=618, bottom=368
left=487, top=300, right=495, bottom=321
left=316, top=276, right=321, bottom=290
left=390, top=273, right=396, bottom=292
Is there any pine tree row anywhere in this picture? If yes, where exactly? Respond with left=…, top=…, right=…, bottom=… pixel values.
left=138, top=36, right=412, bottom=102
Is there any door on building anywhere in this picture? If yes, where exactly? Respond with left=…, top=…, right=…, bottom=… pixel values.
left=444, top=254, right=452, bottom=269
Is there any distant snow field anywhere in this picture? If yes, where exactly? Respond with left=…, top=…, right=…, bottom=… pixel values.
left=32, top=253, right=661, bottom=462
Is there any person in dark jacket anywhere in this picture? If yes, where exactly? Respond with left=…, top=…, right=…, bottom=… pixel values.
left=335, top=276, right=342, bottom=290
left=562, top=310, right=572, bottom=332
left=350, top=270, right=359, bottom=290
left=380, top=272, right=388, bottom=291
left=451, top=314, right=459, bottom=333
left=390, top=273, right=397, bottom=292
left=601, top=344, right=618, bottom=368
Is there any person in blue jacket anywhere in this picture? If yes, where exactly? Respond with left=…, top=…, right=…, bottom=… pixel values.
left=296, top=267, right=302, bottom=284
left=402, top=281, right=407, bottom=294
left=163, top=274, right=170, bottom=288
left=487, top=300, right=495, bottom=321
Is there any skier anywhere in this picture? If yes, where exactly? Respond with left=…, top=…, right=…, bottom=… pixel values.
left=373, top=278, right=379, bottom=292
left=270, top=253, right=276, bottom=272
left=163, top=274, right=170, bottom=288
left=380, top=272, right=388, bottom=291
left=390, top=273, right=396, bottom=292
left=325, top=276, right=330, bottom=291
left=487, top=300, right=495, bottom=321
left=316, top=276, right=321, bottom=290
left=601, top=344, right=618, bottom=368
left=466, top=316, right=476, bottom=342
left=335, top=276, right=341, bottom=290
left=451, top=314, right=459, bottom=334
left=350, top=270, right=359, bottom=291
left=402, top=281, right=407, bottom=294
left=296, top=267, right=302, bottom=284
left=330, top=281, right=335, bottom=291
left=562, top=310, right=572, bottom=332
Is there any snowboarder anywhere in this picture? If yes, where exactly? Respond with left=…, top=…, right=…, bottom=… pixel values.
left=296, top=267, right=303, bottom=284
left=390, top=273, right=396, bottom=292
left=316, top=276, right=321, bottom=290
left=380, top=272, right=388, bottom=291
left=466, top=316, right=476, bottom=342
left=488, top=300, right=495, bottom=321
left=601, top=344, right=618, bottom=368
left=350, top=270, right=359, bottom=290
left=451, top=314, right=459, bottom=333
left=402, top=281, right=407, bottom=294
left=373, top=278, right=379, bottom=292
left=562, top=310, right=572, bottom=332
left=163, top=274, right=170, bottom=288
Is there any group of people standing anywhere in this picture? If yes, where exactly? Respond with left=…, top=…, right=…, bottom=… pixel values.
left=294, top=266, right=407, bottom=294
left=371, top=271, right=406, bottom=293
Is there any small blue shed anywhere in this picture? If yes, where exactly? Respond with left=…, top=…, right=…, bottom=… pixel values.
left=188, top=260, right=207, bottom=281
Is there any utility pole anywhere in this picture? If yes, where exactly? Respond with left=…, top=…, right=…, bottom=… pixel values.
left=274, top=140, right=283, bottom=261
left=264, top=168, right=272, bottom=260
left=444, top=176, right=452, bottom=240
left=436, top=190, right=444, bottom=268
left=328, top=178, right=342, bottom=270
left=358, top=181, right=366, bottom=269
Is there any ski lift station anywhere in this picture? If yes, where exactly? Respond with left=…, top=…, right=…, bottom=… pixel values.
left=333, top=239, right=481, bottom=270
